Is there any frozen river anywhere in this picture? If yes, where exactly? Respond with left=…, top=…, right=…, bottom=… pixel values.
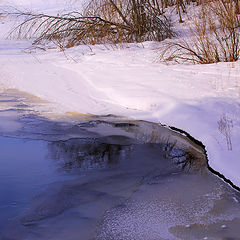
left=0, top=90, right=240, bottom=240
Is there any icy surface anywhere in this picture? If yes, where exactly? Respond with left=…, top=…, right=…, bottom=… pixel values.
left=1, top=120, right=240, bottom=240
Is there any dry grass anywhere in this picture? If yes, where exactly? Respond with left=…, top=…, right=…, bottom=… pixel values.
left=218, top=114, right=233, bottom=151
left=161, top=0, right=240, bottom=64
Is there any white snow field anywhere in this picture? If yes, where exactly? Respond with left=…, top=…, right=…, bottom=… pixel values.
left=0, top=0, right=240, bottom=189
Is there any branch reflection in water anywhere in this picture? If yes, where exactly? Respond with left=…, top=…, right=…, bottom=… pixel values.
left=47, top=119, right=207, bottom=174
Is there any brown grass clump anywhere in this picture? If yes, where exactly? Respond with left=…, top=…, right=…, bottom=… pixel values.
left=161, top=0, right=240, bottom=63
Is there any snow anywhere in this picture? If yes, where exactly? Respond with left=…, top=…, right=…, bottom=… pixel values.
left=0, top=1, right=240, bottom=189
left=0, top=0, right=82, bottom=13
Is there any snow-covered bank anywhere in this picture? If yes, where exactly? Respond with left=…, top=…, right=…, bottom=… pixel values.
left=0, top=42, right=240, bottom=189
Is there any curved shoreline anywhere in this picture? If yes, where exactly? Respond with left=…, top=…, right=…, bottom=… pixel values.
left=169, top=125, right=240, bottom=192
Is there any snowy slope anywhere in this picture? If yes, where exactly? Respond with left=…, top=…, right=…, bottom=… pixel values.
left=0, top=0, right=240, bottom=189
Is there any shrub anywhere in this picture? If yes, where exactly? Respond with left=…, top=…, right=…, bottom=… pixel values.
left=161, top=0, right=240, bottom=64
left=9, top=0, right=176, bottom=48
